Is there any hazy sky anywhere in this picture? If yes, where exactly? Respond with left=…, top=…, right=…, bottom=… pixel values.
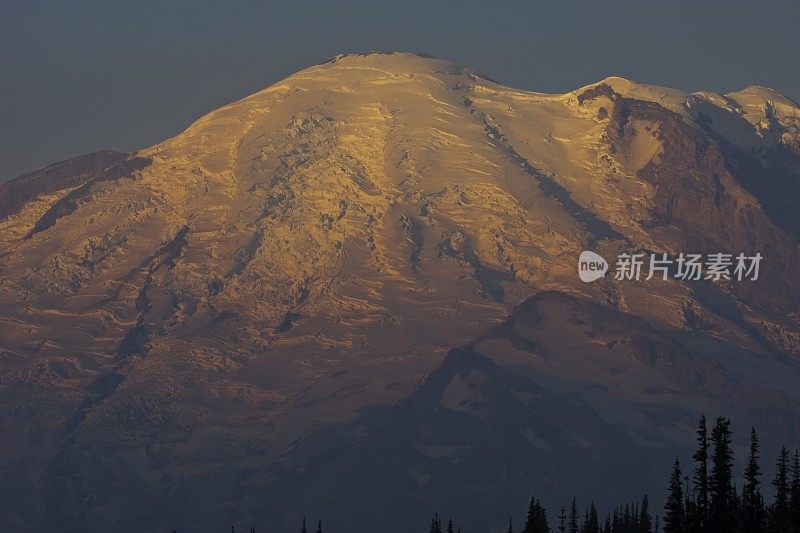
left=2, top=0, right=799, bottom=181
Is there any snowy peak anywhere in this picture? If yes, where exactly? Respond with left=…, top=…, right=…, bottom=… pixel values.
left=574, top=76, right=689, bottom=108
left=1, top=53, right=800, bottom=532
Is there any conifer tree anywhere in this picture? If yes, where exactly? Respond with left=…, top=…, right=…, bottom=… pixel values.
left=525, top=497, right=537, bottom=533
left=447, top=517, right=454, bottom=533
left=588, top=502, right=599, bottom=533
left=771, top=446, right=790, bottom=531
left=664, top=458, right=685, bottom=533
left=612, top=507, right=621, bottom=533
left=640, top=495, right=652, bottom=533
left=507, top=517, right=514, bottom=533
left=709, top=416, right=735, bottom=531
left=569, top=497, right=579, bottom=533
left=558, top=507, right=566, bottom=533
left=582, top=507, right=590, bottom=533
left=623, top=503, right=631, bottom=532
left=429, top=514, right=442, bottom=533
left=300, top=517, right=308, bottom=533
left=682, top=474, right=697, bottom=533
left=790, top=449, right=800, bottom=533
left=523, top=496, right=549, bottom=533
left=316, top=519, right=322, bottom=533
left=692, top=414, right=710, bottom=531
left=742, top=427, right=764, bottom=532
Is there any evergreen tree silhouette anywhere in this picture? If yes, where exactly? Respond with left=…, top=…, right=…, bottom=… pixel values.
left=522, top=496, right=549, bottom=533
left=300, top=517, right=308, bottom=533
left=315, top=519, right=322, bottom=533
left=582, top=507, right=589, bottom=533
left=507, top=517, right=514, bottom=533
left=579, top=504, right=600, bottom=533
left=447, top=517, right=454, bottom=533
left=624, top=503, right=632, bottom=532
left=569, top=497, right=579, bottom=533
left=790, top=449, right=800, bottom=533
left=682, top=473, right=696, bottom=533
left=742, top=427, right=764, bottom=532
left=663, top=458, right=685, bottom=533
left=692, top=414, right=710, bottom=532
left=611, top=507, right=620, bottom=532
left=428, top=514, right=442, bottom=533
left=640, top=495, right=652, bottom=533
left=771, top=446, right=790, bottom=531
left=558, top=507, right=566, bottom=533
left=709, top=416, right=735, bottom=531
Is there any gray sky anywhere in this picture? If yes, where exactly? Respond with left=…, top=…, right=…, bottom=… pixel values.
left=2, top=0, right=799, bottom=181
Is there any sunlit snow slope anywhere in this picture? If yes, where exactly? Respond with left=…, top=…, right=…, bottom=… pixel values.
left=1, top=52, right=799, bottom=532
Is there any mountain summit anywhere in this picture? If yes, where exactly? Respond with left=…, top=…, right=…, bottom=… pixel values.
left=1, top=52, right=799, bottom=532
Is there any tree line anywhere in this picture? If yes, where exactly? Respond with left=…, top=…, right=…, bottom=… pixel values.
left=427, top=415, right=800, bottom=533
left=661, top=415, right=799, bottom=533
left=189, top=415, right=800, bottom=532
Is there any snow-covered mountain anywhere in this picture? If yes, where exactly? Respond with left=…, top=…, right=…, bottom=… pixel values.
left=1, top=52, right=799, bottom=532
